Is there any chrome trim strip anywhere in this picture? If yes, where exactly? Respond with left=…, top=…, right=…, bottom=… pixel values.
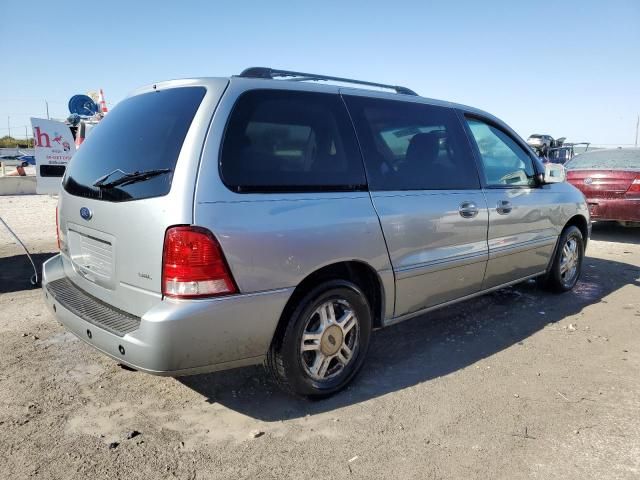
left=394, top=251, right=488, bottom=280
left=489, top=236, right=557, bottom=259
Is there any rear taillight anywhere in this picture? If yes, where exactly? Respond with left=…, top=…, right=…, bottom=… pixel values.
left=162, top=226, right=238, bottom=298
left=626, top=177, right=640, bottom=195
left=55, top=206, right=60, bottom=250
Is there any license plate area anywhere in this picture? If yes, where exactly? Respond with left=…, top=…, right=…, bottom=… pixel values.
left=67, top=224, right=116, bottom=289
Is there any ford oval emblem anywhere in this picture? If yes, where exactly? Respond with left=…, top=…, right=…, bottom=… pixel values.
left=80, top=207, right=93, bottom=220
left=583, top=177, right=593, bottom=185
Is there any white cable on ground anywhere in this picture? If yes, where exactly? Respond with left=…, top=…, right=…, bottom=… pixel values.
left=0, top=215, right=39, bottom=286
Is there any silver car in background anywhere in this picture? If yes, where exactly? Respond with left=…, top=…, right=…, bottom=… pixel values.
left=43, top=68, right=590, bottom=397
left=527, top=133, right=554, bottom=154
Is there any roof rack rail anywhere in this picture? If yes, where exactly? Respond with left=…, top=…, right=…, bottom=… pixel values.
left=238, top=67, right=418, bottom=96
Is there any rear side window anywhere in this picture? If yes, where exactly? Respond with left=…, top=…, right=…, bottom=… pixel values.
left=220, top=90, right=366, bottom=193
left=63, top=87, right=206, bottom=202
left=466, top=118, right=537, bottom=187
left=343, top=95, right=480, bottom=191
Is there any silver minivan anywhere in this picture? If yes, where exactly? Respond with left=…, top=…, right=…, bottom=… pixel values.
left=43, top=68, right=590, bottom=397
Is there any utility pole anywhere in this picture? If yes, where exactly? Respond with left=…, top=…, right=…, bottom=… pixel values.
left=7, top=116, right=11, bottom=146
left=25, top=126, right=29, bottom=148
left=635, top=114, right=639, bottom=148
left=45, top=100, right=50, bottom=119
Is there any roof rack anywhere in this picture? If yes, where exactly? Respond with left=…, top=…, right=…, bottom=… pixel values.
left=238, top=67, right=418, bottom=96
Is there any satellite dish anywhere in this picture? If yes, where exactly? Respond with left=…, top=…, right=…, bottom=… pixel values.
left=68, top=94, right=99, bottom=116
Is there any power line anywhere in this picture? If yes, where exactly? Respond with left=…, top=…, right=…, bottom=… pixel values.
left=0, top=126, right=31, bottom=131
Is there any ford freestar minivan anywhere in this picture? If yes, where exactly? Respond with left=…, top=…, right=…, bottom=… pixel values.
left=43, top=68, right=590, bottom=397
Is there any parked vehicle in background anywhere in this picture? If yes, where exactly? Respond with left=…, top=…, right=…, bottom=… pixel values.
left=73, top=120, right=98, bottom=149
left=527, top=134, right=554, bottom=155
left=42, top=68, right=590, bottom=397
left=547, top=142, right=591, bottom=165
left=566, top=148, right=640, bottom=225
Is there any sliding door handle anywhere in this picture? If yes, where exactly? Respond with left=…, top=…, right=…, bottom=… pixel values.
left=496, top=200, right=512, bottom=215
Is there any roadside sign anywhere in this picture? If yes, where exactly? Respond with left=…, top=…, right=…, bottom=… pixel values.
left=30, top=118, right=76, bottom=194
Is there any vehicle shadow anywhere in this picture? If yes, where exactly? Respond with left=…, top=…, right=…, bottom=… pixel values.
left=591, top=221, right=640, bottom=245
left=0, top=252, right=56, bottom=293
left=179, top=255, right=639, bottom=421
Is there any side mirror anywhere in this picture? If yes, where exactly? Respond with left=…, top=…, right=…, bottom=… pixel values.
left=543, top=163, right=566, bottom=184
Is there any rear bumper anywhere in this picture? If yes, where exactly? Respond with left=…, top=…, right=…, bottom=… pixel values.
left=585, top=197, right=640, bottom=222
left=42, top=254, right=294, bottom=376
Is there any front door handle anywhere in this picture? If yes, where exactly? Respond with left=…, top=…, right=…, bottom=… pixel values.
left=496, top=200, right=513, bottom=215
left=459, top=201, right=479, bottom=219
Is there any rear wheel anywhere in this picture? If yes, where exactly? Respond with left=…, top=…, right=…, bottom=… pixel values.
left=265, top=280, right=372, bottom=398
left=539, top=225, right=584, bottom=292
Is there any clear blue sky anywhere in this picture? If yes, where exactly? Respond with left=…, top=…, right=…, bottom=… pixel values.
left=1, top=0, right=638, bottom=145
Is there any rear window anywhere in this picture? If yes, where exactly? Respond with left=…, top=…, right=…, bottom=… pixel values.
left=566, top=149, right=640, bottom=170
left=63, top=87, right=206, bottom=202
left=220, top=90, right=366, bottom=193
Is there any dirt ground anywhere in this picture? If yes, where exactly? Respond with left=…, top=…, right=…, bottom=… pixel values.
left=1, top=194, right=639, bottom=479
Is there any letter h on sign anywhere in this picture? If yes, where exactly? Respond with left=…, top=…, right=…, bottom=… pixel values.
left=34, top=127, right=51, bottom=148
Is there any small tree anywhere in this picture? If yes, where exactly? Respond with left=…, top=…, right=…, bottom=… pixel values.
left=0, top=136, right=34, bottom=148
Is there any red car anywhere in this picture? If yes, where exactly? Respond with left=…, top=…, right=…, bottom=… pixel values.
left=566, top=148, right=640, bottom=224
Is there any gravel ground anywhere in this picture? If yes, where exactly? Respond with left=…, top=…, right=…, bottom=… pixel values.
left=1, top=195, right=639, bottom=479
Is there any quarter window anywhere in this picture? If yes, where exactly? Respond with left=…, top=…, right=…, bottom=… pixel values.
left=343, top=96, right=480, bottom=191
left=220, top=90, right=365, bottom=192
left=466, top=118, right=537, bottom=187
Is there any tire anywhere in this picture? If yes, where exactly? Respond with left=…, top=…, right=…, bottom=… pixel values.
left=265, top=280, right=372, bottom=398
left=539, top=226, right=584, bottom=293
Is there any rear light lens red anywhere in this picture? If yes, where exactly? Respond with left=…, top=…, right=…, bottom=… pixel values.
left=162, top=226, right=238, bottom=298
left=626, top=177, right=640, bottom=195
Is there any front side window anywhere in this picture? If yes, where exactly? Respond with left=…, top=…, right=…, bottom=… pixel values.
left=343, top=96, right=480, bottom=191
left=466, top=118, right=537, bottom=187
left=220, top=90, right=365, bottom=192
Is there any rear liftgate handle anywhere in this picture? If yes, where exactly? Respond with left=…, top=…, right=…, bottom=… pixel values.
left=496, top=200, right=513, bottom=215
left=459, top=201, right=479, bottom=219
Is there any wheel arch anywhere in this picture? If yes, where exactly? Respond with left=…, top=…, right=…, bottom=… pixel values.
left=270, top=261, right=386, bottom=350
left=545, top=214, right=590, bottom=274
left=565, top=214, right=590, bottom=250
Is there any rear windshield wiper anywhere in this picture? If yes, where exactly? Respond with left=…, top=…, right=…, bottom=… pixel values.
left=93, top=168, right=172, bottom=189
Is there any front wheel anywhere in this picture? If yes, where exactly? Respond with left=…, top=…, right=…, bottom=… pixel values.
left=265, top=280, right=372, bottom=398
left=539, top=226, right=584, bottom=292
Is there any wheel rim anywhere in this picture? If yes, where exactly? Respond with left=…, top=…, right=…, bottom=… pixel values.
left=300, top=299, right=359, bottom=381
left=559, top=236, right=580, bottom=285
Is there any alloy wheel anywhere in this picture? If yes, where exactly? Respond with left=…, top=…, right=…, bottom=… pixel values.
left=300, top=299, right=359, bottom=381
left=559, top=237, right=579, bottom=286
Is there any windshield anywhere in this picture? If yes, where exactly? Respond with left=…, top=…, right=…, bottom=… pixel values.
left=63, top=86, right=206, bottom=202
left=565, top=149, right=640, bottom=171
